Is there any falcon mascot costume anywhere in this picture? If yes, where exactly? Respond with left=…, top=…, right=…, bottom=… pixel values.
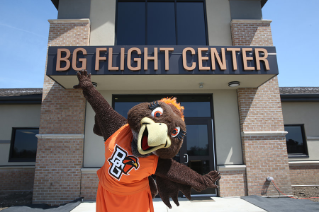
left=74, top=70, right=221, bottom=212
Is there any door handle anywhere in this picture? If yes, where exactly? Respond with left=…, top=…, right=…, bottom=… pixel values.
left=183, top=154, right=188, bottom=163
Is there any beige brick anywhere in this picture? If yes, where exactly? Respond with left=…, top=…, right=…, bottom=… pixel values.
left=33, top=19, right=90, bottom=205
left=289, top=165, right=319, bottom=185
left=80, top=172, right=99, bottom=200
left=219, top=170, right=247, bottom=197
left=231, top=22, right=273, bottom=46
left=232, top=20, right=292, bottom=196
left=0, top=168, right=35, bottom=191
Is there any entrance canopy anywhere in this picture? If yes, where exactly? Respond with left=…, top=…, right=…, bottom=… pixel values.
left=46, top=45, right=278, bottom=90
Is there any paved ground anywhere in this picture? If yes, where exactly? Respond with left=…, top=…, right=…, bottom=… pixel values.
left=71, top=197, right=266, bottom=212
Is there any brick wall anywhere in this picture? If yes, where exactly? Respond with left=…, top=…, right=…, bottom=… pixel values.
left=289, top=165, right=319, bottom=185
left=33, top=19, right=90, bottom=205
left=218, top=169, right=247, bottom=197
left=237, top=78, right=292, bottom=196
left=80, top=172, right=99, bottom=200
left=231, top=20, right=273, bottom=46
left=233, top=19, right=292, bottom=196
left=48, top=20, right=90, bottom=47
left=242, top=135, right=292, bottom=195
left=41, top=19, right=89, bottom=135
left=0, top=168, right=35, bottom=191
left=33, top=138, right=83, bottom=204
left=39, top=81, right=86, bottom=134
left=81, top=170, right=248, bottom=199
left=237, top=78, right=285, bottom=132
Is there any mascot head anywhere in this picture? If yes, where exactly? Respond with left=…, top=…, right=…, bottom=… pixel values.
left=128, top=97, right=186, bottom=159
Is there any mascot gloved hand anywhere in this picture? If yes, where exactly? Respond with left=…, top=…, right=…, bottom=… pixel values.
left=74, top=70, right=221, bottom=212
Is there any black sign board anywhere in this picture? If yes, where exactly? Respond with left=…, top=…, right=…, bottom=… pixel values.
left=46, top=45, right=278, bottom=76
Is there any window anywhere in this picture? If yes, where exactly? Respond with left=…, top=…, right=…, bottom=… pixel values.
left=9, top=128, right=39, bottom=162
left=284, top=125, right=308, bottom=157
left=116, top=0, right=208, bottom=45
left=113, top=94, right=212, bottom=118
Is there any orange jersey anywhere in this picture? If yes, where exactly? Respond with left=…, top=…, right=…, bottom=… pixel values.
left=96, top=124, right=159, bottom=212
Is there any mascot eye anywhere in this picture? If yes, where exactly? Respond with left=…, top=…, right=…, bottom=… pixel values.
left=171, top=127, right=180, bottom=137
left=151, top=107, right=163, bottom=117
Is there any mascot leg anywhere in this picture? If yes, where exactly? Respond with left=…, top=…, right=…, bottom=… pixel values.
left=96, top=183, right=107, bottom=212
left=96, top=183, right=154, bottom=212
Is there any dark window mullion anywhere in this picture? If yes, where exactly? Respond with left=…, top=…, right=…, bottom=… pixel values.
left=145, top=0, right=148, bottom=45
left=174, top=0, right=178, bottom=45
left=203, top=0, right=209, bottom=45
left=301, top=125, right=308, bottom=154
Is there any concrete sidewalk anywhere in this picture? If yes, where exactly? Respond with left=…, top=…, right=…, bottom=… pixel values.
left=71, top=197, right=266, bottom=212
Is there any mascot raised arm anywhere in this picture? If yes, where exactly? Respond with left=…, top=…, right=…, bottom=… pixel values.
left=74, top=70, right=221, bottom=212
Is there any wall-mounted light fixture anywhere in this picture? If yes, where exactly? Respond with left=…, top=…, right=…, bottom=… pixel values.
left=92, top=82, right=98, bottom=87
left=228, top=81, right=240, bottom=87
left=199, top=82, right=204, bottom=88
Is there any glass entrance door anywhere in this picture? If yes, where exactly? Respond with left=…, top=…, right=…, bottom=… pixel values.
left=113, top=94, right=217, bottom=195
left=178, top=118, right=216, bottom=195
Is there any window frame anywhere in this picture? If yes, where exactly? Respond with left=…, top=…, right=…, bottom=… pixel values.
left=284, top=124, right=309, bottom=158
left=9, top=127, right=39, bottom=162
left=112, top=94, right=214, bottom=119
left=115, top=0, right=209, bottom=45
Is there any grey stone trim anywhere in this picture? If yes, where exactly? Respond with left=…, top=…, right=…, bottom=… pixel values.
left=81, top=168, right=99, bottom=173
left=241, top=131, right=288, bottom=137
left=289, top=161, right=319, bottom=166
left=231, top=19, right=272, bottom=24
left=36, top=134, right=84, bottom=139
left=307, top=137, right=319, bottom=141
left=48, top=19, right=90, bottom=24
left=0, top=166, right=35, bottom=169
left=218, top=165, right=246, bottom=171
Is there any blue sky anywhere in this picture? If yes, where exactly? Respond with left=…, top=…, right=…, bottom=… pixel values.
left=0, top=1, right=57, bottom=88
left=263, top=0, right=319, bottom=87
left=0, top=0, right=318, bottom=88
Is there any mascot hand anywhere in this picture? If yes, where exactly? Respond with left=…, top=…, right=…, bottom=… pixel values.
left=148, top=176, right=158, bottom=199
left=195, top=170, right=220, bottom=192
left=157, top=176, right=191, bottom=209
left=73, top=70, right=93, bottom=89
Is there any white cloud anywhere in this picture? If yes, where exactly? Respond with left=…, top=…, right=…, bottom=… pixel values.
left=0, top=23, right=46, bottom=38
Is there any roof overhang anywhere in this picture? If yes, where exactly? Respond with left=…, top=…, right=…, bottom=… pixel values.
left=281, top=94, right=319, bottom=102
left=260, top=0, right=268, bottom=8
left=0, top=94, right=42, bottom=104
left=261, top=0, right=268, bottom=8
left=50, top=75, right=276, bottom=90
left=51, top=0, right=268, bottom=9
left=51, top=0, right=59, bottom=10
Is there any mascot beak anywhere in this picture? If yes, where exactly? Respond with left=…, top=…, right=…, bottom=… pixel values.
left=137, top=117, right=171, bottom=155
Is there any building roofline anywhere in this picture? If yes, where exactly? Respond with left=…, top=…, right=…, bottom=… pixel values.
left=280, top=87, right=319, bottom=102
left=261, top=0, right=268, bottom=8
left=0, top=94, right=42, bottom=104
left=50, top=0, right=268, bottom=10
left=0, top=88, right=42, bottom=104
left=51, top=0, right=59, bottom=10
left=0, top=88, right=43, bottom=97
left=280, top=94, right=319, bottom=102
left=279, top=87, right=319, bottom=95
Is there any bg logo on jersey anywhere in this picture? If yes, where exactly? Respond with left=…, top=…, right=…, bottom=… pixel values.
left=108, top=145, right=139, bottom=180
